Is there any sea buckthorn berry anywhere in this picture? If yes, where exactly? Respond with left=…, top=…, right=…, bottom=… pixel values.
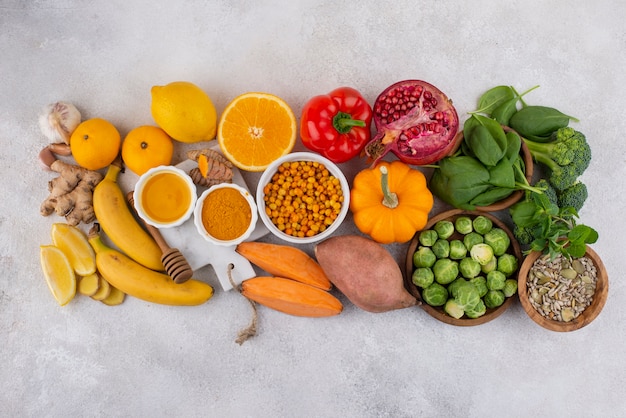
left=263, top=160, right=343, bottom=239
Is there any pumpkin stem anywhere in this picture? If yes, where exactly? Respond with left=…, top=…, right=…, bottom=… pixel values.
left=380, top=165, right=398, bottom=208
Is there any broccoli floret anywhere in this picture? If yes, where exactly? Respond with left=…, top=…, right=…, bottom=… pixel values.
left=533, top=178, right=558, bottom=205
left=523, top=127, right=592, bottom=191
left=513, top=224, right=536, bottom=246
left=557, top=181, right=588, bottom=212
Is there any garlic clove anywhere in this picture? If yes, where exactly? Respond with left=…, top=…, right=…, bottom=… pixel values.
left=38, top=101, right=81, bottom=144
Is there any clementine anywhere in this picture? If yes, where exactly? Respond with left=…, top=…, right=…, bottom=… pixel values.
left=70, top=118, right=121, bottom=170
left=121, top=126, right=174, bottom=176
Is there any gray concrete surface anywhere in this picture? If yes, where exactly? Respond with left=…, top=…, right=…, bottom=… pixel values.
left=1, top=1, right=624, bottom=417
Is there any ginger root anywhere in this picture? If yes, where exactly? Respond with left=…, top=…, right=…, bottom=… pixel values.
left=187, top=148, right=233, bottom=187
left=40, top=158, right=104, bottom=226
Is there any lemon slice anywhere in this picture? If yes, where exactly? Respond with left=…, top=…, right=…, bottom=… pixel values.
left=40, top=245, right=76, bottom=306
left=51, top=223, right=96, bottom=276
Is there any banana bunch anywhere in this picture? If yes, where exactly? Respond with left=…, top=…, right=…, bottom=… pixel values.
left=92, top=159, right=163, bottom=271
left=88, top=227, right=213, bottom=306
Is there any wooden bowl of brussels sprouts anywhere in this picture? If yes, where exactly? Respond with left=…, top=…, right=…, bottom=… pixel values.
left=404, top=209, right=522, bottom=326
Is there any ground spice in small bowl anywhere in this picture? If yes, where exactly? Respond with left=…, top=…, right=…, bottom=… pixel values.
left=200, top=187, right=252, bottom=241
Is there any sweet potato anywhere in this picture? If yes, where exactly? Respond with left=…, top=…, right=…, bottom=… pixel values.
left=241, top=276, right=342, bottom=317
left=314, top=235, right=417, bottom=313
left=236, top=241, right=332, bottom=290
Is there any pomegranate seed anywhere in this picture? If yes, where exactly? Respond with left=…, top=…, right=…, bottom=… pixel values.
left=424, top=91, right=432, bottom=99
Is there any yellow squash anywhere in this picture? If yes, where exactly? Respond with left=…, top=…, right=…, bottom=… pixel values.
left=350, top=160, right=433, bottom=244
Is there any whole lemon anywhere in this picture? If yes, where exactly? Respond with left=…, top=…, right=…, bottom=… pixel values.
left=150, top=81, right=217, bottom=143
left=121, top=126, right=174, bottom=176
left=70, top=118, right=121, bottom=170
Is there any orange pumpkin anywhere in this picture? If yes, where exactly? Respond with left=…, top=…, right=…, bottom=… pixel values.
left=350, top=160, right=433, bottom=244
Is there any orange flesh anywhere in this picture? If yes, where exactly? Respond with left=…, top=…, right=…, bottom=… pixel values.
left=141, top=172, right=191, bottom=223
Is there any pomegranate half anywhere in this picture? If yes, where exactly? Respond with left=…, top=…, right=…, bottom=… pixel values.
left=365, top=80, right=460, bottom=166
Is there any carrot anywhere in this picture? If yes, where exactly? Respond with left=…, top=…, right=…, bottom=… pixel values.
left=236, top=241, right=332, bottom=290
left=241, top=277, right=342, bottom=317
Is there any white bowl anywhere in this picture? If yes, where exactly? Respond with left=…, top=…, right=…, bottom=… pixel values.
left=133, top=165, right=197, bottom=228
left=194, top=183, right=258, bottom=247
left=256, top=152, right=350, bottom=244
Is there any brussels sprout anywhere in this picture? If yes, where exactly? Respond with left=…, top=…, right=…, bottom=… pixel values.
left=481, top=256, right=497, bottom=274
left=497, top=253, right=519, bottom=277
left=469, top=276, right=488, bottom=297
left=465, top=299, right=487, bottom=318
left=421, top=282, right=448, bottom=306
left=413, top=246, right=436, bottom=268
left=454, top=216, right=473, bottom=235
left=483, top=228, right=511, bottom=256
left=455, top=282, right=481, bottom=310
left=444, top=299, right=465, bottom=319
left=486, top=270, right=506, bottom=290
left=463, top=232, right=484, bottom=252
left=459, top=257, right=481, bottom=279
left=472, top=215, right=493, bottom=235
left=412, top=267, right=434, bottom=288
left=503, top=279, right=518, bottom=297
left=433, top=258, right=459, bottom=285
left=418, top=229, right=439, bottom=247
left=449, top=239, right=467, bottom=260
left=432, top=239, right=450, bottom=259
left=434, top=220, right=455, bottom=239
left=470, top=243, right=494, bottom=265
left=484, top=289, right=506, bottom=309
left=447, top=277, right=468, bottom=299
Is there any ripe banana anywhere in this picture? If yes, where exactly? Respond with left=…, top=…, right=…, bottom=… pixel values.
left=93, top=160, right=163, bottom=271
left=88, top=228, right=213, bottom=306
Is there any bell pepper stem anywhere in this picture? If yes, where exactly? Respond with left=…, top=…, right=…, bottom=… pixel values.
left=333, top=111, right=366, bottom=134
left=380, top=165, right=398, bottom=208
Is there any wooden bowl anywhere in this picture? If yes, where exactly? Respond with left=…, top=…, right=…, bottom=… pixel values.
left=404, top=209, right=522, bottom=326
left=517, top=246, right=609, bottom=332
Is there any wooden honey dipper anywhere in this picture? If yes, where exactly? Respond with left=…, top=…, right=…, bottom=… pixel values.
left=126, top=191, right=194, bottom=284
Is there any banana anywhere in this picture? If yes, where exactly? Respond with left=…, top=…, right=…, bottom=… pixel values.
left=93, top=159, right=163, bottom=271
left=88, top=228, right=213, bottom=306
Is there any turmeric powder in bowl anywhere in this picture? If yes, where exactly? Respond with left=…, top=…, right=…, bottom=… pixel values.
left=193, top=183, right=258, bottom=246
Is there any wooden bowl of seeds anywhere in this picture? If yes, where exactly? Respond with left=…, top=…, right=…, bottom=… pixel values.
left=517, top=246, right=608, bottom=332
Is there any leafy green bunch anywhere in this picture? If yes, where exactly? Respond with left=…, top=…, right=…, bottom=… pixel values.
left=429, top=114, right=543, bottom=209
left=509, top=191, right=598, bottom=260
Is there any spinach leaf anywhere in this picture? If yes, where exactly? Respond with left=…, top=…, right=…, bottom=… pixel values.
left=464, top=115, right=507, bottom=166
left=469, top=187, right=515, bottom=207
left=491, top=97, right=519, bottom=125
left=429, top=156, right=491, bottom=209
left=473, top=86, right=515, bottom=115
left=503, top=131, right=521, bottom=163
left=509, top=105, right=579, bottom=138
left=487, top=158, right=515, bottom=188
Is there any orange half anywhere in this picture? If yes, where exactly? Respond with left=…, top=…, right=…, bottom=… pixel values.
left=218, top=92, right=296, bottom=172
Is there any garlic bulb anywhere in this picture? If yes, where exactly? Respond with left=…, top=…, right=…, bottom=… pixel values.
left=38, top=102, right=81, bottom=144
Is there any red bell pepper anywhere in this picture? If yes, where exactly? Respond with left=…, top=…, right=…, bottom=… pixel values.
left=300, top=87, right=373, bottom=163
